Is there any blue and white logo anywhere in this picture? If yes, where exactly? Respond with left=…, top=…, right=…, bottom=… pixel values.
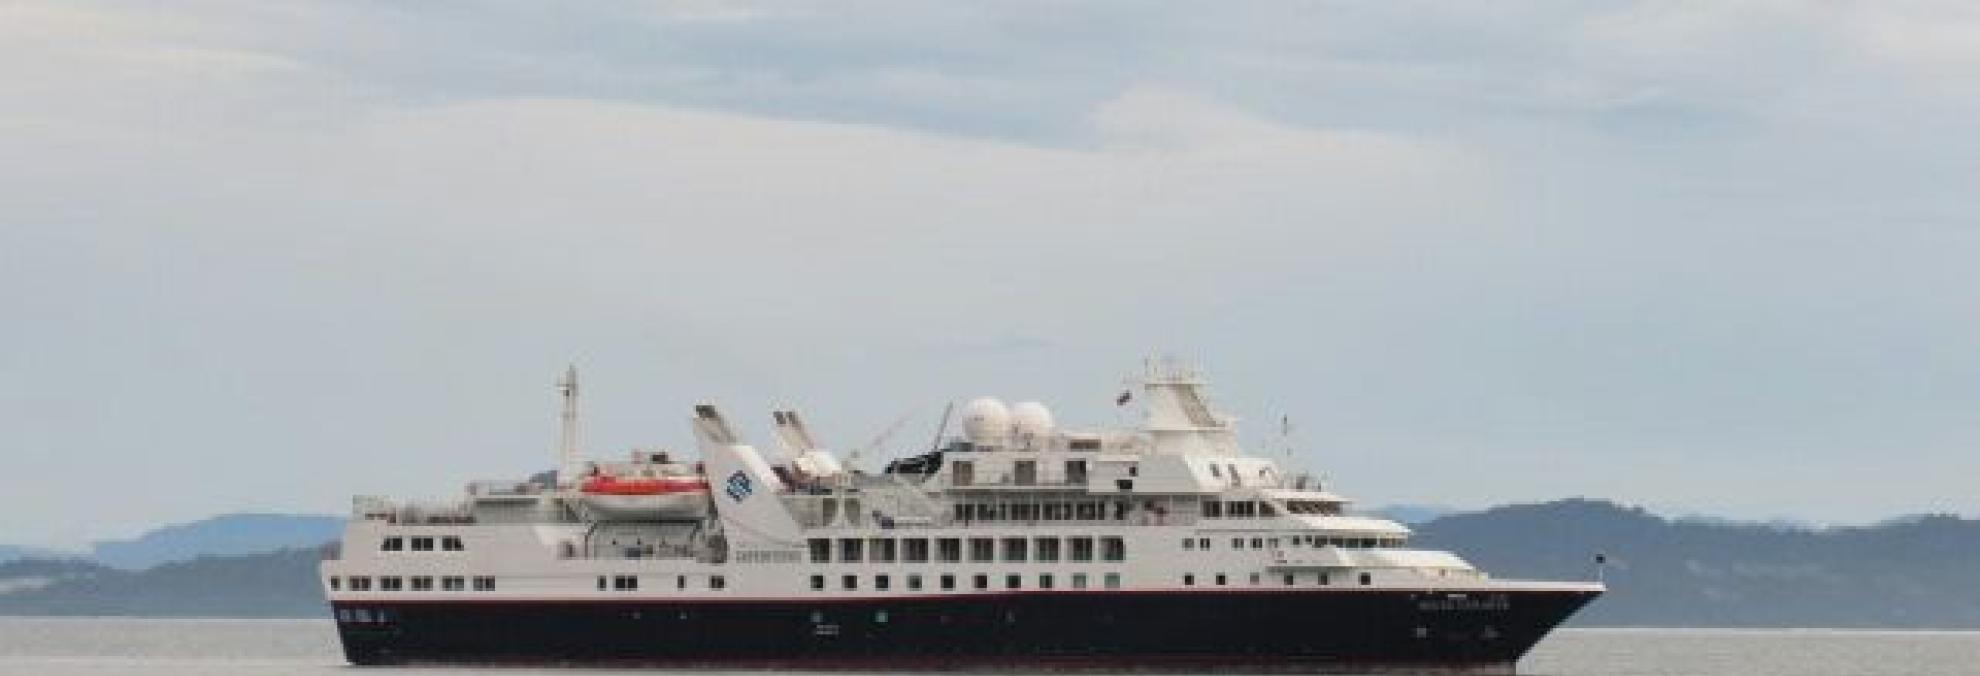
left=725, top=470, right=753, bottom=502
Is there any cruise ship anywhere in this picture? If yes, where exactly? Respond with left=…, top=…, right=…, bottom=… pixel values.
left=320, top=362, right=1602, bottom=673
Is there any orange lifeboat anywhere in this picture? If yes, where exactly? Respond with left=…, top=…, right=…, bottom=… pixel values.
left=580, top=475, right=709, bottom=496
left=577, top=474, right=712, bottom=520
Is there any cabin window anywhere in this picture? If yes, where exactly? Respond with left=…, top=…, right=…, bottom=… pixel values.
left=328, top=577, right=341, bottom=591
left=1359, top=573, right=1373, bottom=586
left=1069, top=537, right=1094, bottom=562
left=938, top=538, right=962, bottom=563
left=940, top=574, right=956, bottom=591
left=871, top=538, right=897, bottom=563
left=613, top=575, right=638, bottom=591
left=973, top=574, right=989, bottom=590
left=875, top=575, right=891, bottom=591
left=410, top=537, right=434, bottom=552
left=1208, top=463, right=1223, bottom=478
left=1075, top=502, right=1101, bottom=520
left=969, top=538, right=994, bottom=562
left=1249, top=573, right=1261, bottom=585
left=349, top=576, right=372, bottom=591
left=1182, top=538, right=1194, bottom=550
left=442, top=576, right=464, bottom=591
left=907, top=574, right=923, bottom=591
left=1319, top=573, right=1331, bottom=586
left=808, top=538, right=830, bottom=563
left=676, top=575, right=686, bottom=590
left=1202, top=500, right=1222, bottom=518
left=838, top=538, right=864, bottom=563
left=1066, top=460, right=1088, bottom=484
left=1250, top=537, right=1264, bottom=549
left=1002, top=537, right=1028, bottom=562
left=597, top=576, right=608, bottom=590
left=1183, top=574, right=1195, bottom=586
left=1005, top=574, right=1022, bottom=590
left=380, top=577, right=403, bottom=591
left=1198, top=537, right=1210, bottom=549
left=951, top=460, right=974, bottom=486
left=380, top=537, right=404, bottom=552
left=411, top=576, right=433, bottom=591
left=1104, top=573, right=1122, bottom=589
left=1039, top=574, right=1054, bottom=589
left=904, top=538, right=930, bottom=563
left=442, top=536, right=465, bottom=552
left=710, top=576, right=726, bottom=590
left=473, top=576, right=495, bottom=591
left=1014, top=460, right=1037, bottom=486
left=1035, top=537, right=1061, bottom=562
left=1214, top=574, right=1227, bottom=586
left=1231, top=538, right=1244, bottom=549
left=1260, top=503, right=1278, bottom=517
left=1101, top=537, right=1126, bottom=562
left=1284, top=574, right=1296, bottom=586
left=842, top=575, right=858, bottom=591
left=1072, top=573, right=1089, bottom=589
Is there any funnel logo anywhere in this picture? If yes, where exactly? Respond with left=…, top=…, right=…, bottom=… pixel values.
left=725, top=470, right=753, bottom=503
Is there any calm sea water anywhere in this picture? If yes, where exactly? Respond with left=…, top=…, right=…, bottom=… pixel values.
left=1, top=618, right=1977, bottom=676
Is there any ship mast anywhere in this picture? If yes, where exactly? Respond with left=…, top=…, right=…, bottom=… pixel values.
left=557, top=364, right=581, bottom=486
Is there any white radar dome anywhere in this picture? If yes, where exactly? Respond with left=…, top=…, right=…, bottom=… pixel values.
left=1010, top=401, right=1055, bottom=440
left=960, top=397, right=1012, bottom=443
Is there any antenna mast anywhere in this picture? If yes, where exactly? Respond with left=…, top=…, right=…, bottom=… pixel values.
left=557, top=364, right=580, bottom=486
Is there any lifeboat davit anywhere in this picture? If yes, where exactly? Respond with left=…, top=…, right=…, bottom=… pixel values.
left=578, top=475, right=711, bottom=520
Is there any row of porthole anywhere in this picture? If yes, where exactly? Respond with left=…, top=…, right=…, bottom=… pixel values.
left=1183, top=571, right=1372, bottom=587
left=329, top=575, right=495, bottom=592
left=810, top=572, right=1123, bottom=592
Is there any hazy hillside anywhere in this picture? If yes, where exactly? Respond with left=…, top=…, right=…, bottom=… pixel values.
left=90, top=514, right=343, bottom=570
left=0, top=548, right=327, bottom=618
left=1413, top=498, right=1980, bottom=628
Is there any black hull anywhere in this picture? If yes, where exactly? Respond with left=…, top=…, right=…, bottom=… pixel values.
left=332, top=588, right=1597, bottom=674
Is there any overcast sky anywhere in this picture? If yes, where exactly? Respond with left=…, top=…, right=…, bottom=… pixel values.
left=5, top=1, right=1979, bottom=548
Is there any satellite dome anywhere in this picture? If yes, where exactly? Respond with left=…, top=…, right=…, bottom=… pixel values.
left=1010, top=401, right=1055, bottom=441
left=960, top=397, right=1011, bottom=443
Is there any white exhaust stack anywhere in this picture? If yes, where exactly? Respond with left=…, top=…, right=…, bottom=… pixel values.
left=692, top=404, right=802, bottom=544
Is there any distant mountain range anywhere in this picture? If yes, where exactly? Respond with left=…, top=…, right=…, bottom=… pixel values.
left=87, top=513, right=343, bottom=570
left=6, top=500, right=1980, bottom=627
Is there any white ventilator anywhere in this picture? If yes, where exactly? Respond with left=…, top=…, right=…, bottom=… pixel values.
left=771, top=410, right=845, bottom=478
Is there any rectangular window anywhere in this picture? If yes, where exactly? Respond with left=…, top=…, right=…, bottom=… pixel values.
left=442, top=536, right=464, bottom=551
left=1101, top=537, right=1126, bottom=562
left=1184, top=574, right=1195, bottom=586
left=472, top=576, right=495, bottom=591
left=951, top=460, right=974, bottom=486
left=940, top=574, right=956, bottom=591
left=1251, top=537, right=1264, bottom=549
left=411, top=537, right=434, bottom=552
left=1065, top=460, right=1088, bottom=484
left=442, top=576, right=464, bottom=591
left=1359, top=573, right=1372, bottom=586
left=676, top=575, right=687, bottom=590
left=1075, top=502, right=1101, bottom=520
left=1072, top=573, right=1088, bottom=589
left=1182, top=538, right=1195, bottom=550
left=1104, top=573, right=1121, bottom=589
left=907, top=574, right=923, bottom=591
left=904, top=538, right=930, bottom=563
left=1035, top=537, right=1060, bottom=562
left=597, top=576, right=608, bottom=591
left=871, top=538, right=897, bottom=563
left=1202, top=500, right=1222, bottom=518
left=838, top=538, right=864, bottom=563
left=969, top=538, right=994, bottom=563
left=710, top=576, right=726, bottom=590
left=1039, top=574, right=1054, bottom=589
left=410, top=576, right=433, bottom=591
left=973, top=574, right=989, bottom=590
left=875, top=574, right=891, bottom=591
left=842, top=575, right=859, bottom=591
left=349, top=576, right=372, bottom=591
left=1231, top=538, right=1244, bottom=549
left=938, top=538, right=963, bottom=563
left=380, top=577, right=404, bottom=591
left=1249, top=573, right=1261, bottom=585
left=613, top=575, right=638, bottom=591
left=1215, top=574, right=1227, bottom=586
left=1002, top=537, right=1028, bottom=562
left=1005, top=574, right=1022, bottom=590
left=1014, top=460, right=1037, bottom=486
left=809, top=538, right=831, bottom=563
left=810, top=575, right=825, bottom=591
left=1069, top=537, right=1094, bottom=562
left=328, top=576, right=341, bottom=591
left=380, top=537, right=404, bottom=552
left=1319, top=573, right=1331, bottom=586
left=1284, top=574, right=1296, bottom=586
